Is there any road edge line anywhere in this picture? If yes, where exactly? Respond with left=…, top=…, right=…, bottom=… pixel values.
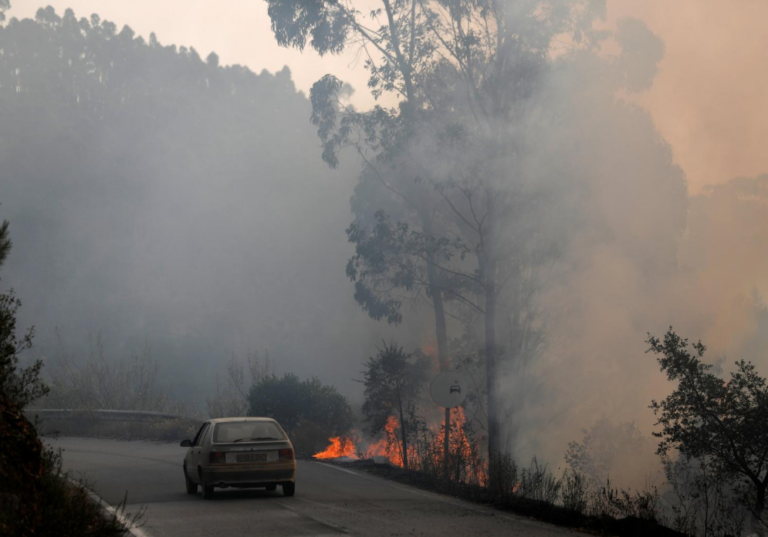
left=312, top=462, right=580, bottom=534
left=67, top=478, right=150, bottom=537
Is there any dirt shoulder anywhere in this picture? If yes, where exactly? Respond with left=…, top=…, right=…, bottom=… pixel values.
left=325, top=459, right=685, bottom=537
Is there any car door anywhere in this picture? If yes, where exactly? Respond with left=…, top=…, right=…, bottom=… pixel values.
left=186, top=422, right=209, bottom=482
left=198, top=422, right=213, bottom=467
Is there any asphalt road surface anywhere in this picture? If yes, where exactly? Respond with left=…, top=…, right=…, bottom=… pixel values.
left=48, top=437, right=579, bottom=537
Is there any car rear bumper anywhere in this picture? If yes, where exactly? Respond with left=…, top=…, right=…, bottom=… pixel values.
left=202, top=462, right=296, bottom=487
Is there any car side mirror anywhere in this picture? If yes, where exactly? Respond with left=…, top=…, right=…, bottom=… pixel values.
left=180, top=439, right=191, bottom=447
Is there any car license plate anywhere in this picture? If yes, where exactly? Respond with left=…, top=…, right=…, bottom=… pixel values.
left=226, top=451, right=278, bottom=464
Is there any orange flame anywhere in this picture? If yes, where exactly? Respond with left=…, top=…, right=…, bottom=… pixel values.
left=313, top=435, right=358, bottom=460
left=312, top=346, right=487, bottom=484
left=434, top=406, right=488, bottom=485
left=362, top=415, right=413, bottom=467
left=312, top=409, right=487, bottom=483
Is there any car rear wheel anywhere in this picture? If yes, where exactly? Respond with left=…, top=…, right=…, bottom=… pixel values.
left=184, top=468, right=198, bottom=495
left=199, top=469, right=214, bottom=500
left=282, top=482, right=295, bottom=497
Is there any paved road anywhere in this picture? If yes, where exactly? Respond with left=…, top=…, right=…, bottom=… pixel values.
left=48, top=437, right=579, bottom=537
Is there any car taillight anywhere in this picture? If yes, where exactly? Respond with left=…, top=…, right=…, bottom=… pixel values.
left=278, top=448, right=294, bottom=461
left=209, top=451, right=226, bottom=464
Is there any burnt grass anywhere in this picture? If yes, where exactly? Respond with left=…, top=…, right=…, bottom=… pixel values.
left=324, top=459, right=685, bottom=537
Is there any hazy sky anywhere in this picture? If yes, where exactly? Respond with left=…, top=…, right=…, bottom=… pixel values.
left=9, top=1, right=766, bottom=193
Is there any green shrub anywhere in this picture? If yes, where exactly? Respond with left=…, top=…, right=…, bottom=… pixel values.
left=248, top=373, right=353, bottom=455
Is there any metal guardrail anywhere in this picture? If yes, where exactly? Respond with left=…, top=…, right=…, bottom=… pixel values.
left=24, top=408, right=193, bottom=423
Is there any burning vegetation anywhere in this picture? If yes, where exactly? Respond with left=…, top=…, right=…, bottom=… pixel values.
left=313, top=435, right=358, bottom=461
left=314, top=410, right=487, bottom=486
left=311, top=344, right=488, bottom=486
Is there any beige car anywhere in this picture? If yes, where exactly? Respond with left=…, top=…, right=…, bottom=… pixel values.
left=181, top=417, right=297, bottom=499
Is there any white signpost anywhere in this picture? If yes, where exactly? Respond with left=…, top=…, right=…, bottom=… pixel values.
left=431, top=371, right=467, bottom=474
left=430, top=372, right=467, bottom=408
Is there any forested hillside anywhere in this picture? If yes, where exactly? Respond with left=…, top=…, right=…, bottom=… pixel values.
left=0, top=7, right=403, bottom=399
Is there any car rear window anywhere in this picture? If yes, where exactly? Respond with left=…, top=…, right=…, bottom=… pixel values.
left=213, top=421, right=285, bottom=443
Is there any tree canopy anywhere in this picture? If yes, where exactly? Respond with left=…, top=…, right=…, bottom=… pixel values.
left=647, top=329, right=768, bottom=524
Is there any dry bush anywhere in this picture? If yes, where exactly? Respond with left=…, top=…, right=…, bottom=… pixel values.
left=561, top=469, right=589, bottom=513
left=519, top=458, right=563, bottom=505
left=42, top=333, right=169, bottom=412
left=486, top=450, right=519, bottom=501
left=587, top=477, right=663, bottom=522
left=206, top=350, right=272, bottom=418
left=39, top=447, right=139, bottom=536
left=34, top=333, right=203, bottom=441
left=662, top=455, right=748, bottom=537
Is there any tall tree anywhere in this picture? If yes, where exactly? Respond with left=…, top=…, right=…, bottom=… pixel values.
left=361, top=342, right=429, bottom=470
left=263, top=0, right=605, bottom=462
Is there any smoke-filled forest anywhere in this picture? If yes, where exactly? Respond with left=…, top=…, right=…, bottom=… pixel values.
left=1, top=6, right=431, bottom=393
left=1, top=2, right=766, bottom=536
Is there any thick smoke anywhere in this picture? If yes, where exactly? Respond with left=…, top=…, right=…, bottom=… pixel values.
left=488, top=23, right=768, bottom=485
left=1, top=5, right=766, bottom=492
left=0, top=8, right=424, bottom=405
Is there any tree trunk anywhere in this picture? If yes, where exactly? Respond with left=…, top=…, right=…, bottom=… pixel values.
left=422, top=216, right=450, bottom=371
left=426, top=261, right=451, bottom=474
left=482, top=203, right=501, bottom=467
left=753, top=484, right=766, bottom=536
left=424, top=218, right=452, bottom=476
left=398, top=398, right=408, bottom=470
left=429, top=270, right=449, bottom=370
left=485, top=276, right=499, bottom=457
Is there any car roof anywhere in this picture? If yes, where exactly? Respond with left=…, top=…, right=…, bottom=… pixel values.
left=207, top=417, right=279, bottom=424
